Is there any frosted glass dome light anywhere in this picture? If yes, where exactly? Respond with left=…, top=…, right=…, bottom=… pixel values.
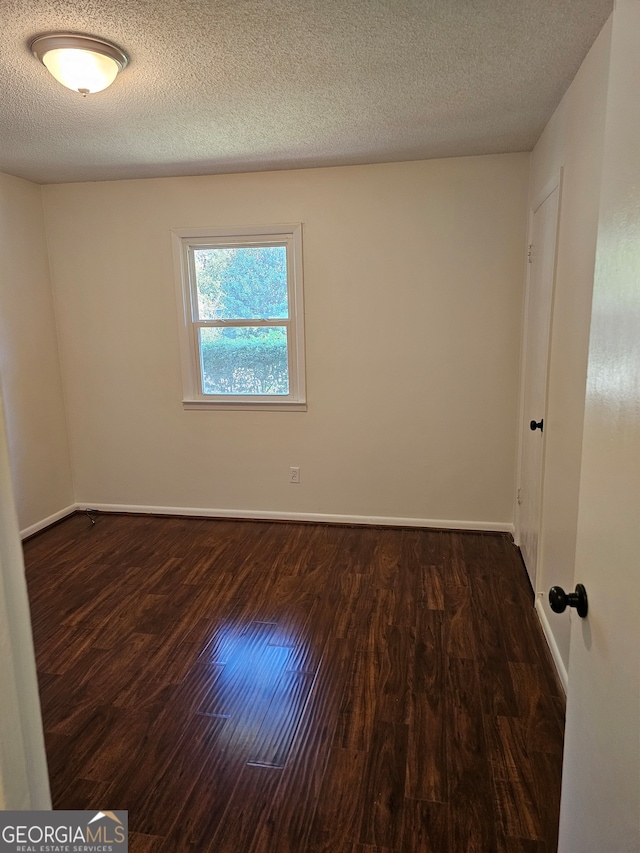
left=31, top=34, right=128, bottom=95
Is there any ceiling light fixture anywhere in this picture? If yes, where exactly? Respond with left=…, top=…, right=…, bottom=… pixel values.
left=30, top=33, right=128, bottom=95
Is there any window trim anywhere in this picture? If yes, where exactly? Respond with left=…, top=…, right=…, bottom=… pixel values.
left=171, top=224, right=306, bottom=411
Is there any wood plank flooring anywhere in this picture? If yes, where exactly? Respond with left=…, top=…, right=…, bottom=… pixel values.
left=23, top=513, right=565, bottom=852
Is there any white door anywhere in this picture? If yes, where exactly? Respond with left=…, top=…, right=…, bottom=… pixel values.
left=0, top=388, right=51, bottom=808
left=517, top=177, right=560, bottom=587
left=557, top=4, right=640, bottom=850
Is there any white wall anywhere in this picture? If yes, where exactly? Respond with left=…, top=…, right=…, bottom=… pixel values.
left=0, top=172, right=74, bottom=533
left=527, top=21, right=612, bottom=671
left=43, top=155, right=528, bottom=528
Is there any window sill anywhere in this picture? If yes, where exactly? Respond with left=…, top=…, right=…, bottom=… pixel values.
left=182, top=400, right=307, bottom=412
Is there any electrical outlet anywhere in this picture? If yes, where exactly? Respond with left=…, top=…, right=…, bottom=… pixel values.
left=290, top=466, right=300, bottom=484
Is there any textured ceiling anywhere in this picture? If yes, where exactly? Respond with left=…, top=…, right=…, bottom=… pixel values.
left=0, top=0, right=613, bottom=184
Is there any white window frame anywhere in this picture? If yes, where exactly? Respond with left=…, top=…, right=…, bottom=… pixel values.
left=171, top=224, right=306, bottom=411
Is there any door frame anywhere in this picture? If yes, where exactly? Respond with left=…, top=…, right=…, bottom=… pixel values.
left=514, top=169, right=563, bottom=587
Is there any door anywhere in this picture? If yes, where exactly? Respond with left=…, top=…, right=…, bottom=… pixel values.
left=0, top=387, right=51, bottom=807
left=517, top=177, right=561, bottom=587
left=557, top=4, right=639, bottom=850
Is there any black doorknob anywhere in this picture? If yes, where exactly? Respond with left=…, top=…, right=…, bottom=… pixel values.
left=530, top=419, right=544, bottom=432
left=549, top=584, right=588, bottom=618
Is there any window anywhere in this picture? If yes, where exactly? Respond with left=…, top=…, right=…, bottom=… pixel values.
left=172, top=224, right=306, bottom=410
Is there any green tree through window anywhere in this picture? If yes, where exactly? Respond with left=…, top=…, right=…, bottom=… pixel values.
left=193, top=246, right=289, bottom=395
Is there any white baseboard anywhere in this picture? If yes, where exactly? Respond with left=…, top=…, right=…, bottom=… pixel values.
left=534, top=597, right=569, bottom=693
left=20, top=500, right=514, bottom=542
left=19, top=505, right=77, bottom=540
left=75, top=502, right=513, bottom=534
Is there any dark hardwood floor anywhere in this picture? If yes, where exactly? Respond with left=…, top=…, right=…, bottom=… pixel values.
left=23, top=513, right=565, bottom=852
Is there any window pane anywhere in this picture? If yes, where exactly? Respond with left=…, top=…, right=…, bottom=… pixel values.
left=199, top=327, right=290, bottom=395
left=194, top=246, right=289, bottom=320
